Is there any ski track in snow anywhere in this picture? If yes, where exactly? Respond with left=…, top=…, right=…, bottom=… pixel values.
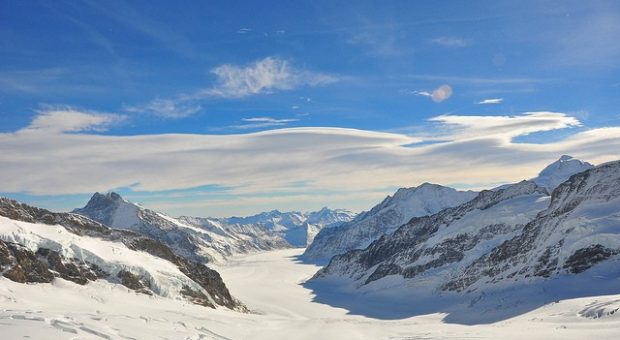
left=1, top=249, right=620, bottom=339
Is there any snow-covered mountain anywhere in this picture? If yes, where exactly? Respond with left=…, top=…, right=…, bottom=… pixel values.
left=445, top=159, right=620, bottom=292
left=0, top=197, right=244, bottom=310
left=312, top=160, right=620, bottom=300
left=214, top=207, right=356, bottom=247
left=303, top=183, right=478, bottom=261
left=73, top=193, right=290, bottom=263
left=532, top=155, right=594, bottom=191
left=313, top=180, right=549, bottom=286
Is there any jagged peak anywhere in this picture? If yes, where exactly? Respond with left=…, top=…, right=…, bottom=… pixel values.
left=74, top=191, right=140, bottom=217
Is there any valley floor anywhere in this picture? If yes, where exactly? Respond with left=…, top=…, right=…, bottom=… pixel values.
left=1, top=248, right=619, bottom=339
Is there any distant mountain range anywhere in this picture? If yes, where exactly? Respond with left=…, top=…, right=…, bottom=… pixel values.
left=73, top=193, right=354, bottom=263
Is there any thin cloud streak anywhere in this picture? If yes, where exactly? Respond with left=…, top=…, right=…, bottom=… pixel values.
left=229, top=117, right=300, bottom=130
left=432, top=37, right=470, bottom=47
left=477, top=98, right=503, bottom=105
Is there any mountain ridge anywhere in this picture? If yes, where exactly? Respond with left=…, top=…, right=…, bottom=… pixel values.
left=0, top=196, right=245, bottom=310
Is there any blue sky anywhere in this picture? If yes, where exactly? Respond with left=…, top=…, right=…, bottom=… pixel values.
left=1, top=0, right=620, bottom=217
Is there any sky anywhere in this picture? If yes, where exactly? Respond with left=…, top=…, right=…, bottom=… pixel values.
left=1, top=0, right=620, bottom=217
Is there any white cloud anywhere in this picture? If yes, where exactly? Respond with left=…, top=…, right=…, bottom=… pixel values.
left=127, top=57, right=336, bottom=119
left=241, top=117, right=298, bottom=123
left=432, top=37, right=470, bottom=48
left=124, top=98, right=201, bottom=118
left=22, top=108, right=124, bottom=133
left=477, top=98, right=503, bottom=105
left=414, top=84, right=453, bottom=102
left=430, top=112, right=581, bottom=143
left=3, top=109, right=620, bottom=209
left=203, top=57, right=337, bottom=98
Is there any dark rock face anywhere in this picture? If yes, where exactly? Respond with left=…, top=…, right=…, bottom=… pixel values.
left=0, top=197, right=243, bottom=310
left=0, top=240, right=105, bottom=285
left=180, top=285, right=215, bottom=308
left=564, top=245, right=619, bottom=274
left=1, top=241, right=54, bottom=283
left=117, top=270, right=152, bottom=295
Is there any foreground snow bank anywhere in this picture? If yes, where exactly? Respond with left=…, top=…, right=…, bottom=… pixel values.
left=1, top=249, right=620, bottom=339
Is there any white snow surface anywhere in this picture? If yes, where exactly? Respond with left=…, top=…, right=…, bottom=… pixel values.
left=2, top=249, right=620, bottom=339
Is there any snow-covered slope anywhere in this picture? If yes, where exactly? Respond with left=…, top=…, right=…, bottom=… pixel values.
left=312, top=160, right=620, bottom=301
left=216, top=207, right=356, bottom=247
left=303, top=183, right=478, bottom=261
left=74, top=193, right=290, bottom=263
left=445, top=159, right=620, bottom=292
left=532, top=155, right=594, bottom=191
left=313, top=180, right=549, bottom=287
left=0, top=197, right=244, bottom=310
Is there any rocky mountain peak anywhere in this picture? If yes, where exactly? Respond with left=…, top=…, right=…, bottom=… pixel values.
left=73, top=192, right=140, bottom=230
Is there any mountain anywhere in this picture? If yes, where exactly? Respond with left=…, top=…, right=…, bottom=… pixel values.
left=209, top=207, right=356, bottom=247
left=532, top=155, right=594, bottom=191
left=0, top=197, right=245, bottom=310
left=303, top=183, right=478, bottom=261
left=74, top=193, right=290, bottom=263
left=444, top=159, right=620, bottom=292
left=312, top=160, right=620, bottom=302
left=73, top=193, right=354, bottom=263
left=313, top=180, right=549, bottom=286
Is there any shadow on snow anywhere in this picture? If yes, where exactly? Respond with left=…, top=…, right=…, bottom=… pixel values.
left=294, top=257, right=620, bottom=325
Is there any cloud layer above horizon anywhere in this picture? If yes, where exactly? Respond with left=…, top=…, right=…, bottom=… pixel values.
left=2, top=109, right=619, bottom=205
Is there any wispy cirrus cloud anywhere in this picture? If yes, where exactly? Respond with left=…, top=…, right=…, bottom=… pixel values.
left=202, top=57, right=337, bottom=99
left=81, top=0, right=196, bottom=58
left=229, top=117, right=300, bottom=130
left=124, top=98, right=201, bottom=118
left=127, top=57, right=336, bottom=119
left=22, top=107, right=125, bottom=133
left=432, top=37, right=470, bottom=48
left=476, top=98, right=503, bottom=105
